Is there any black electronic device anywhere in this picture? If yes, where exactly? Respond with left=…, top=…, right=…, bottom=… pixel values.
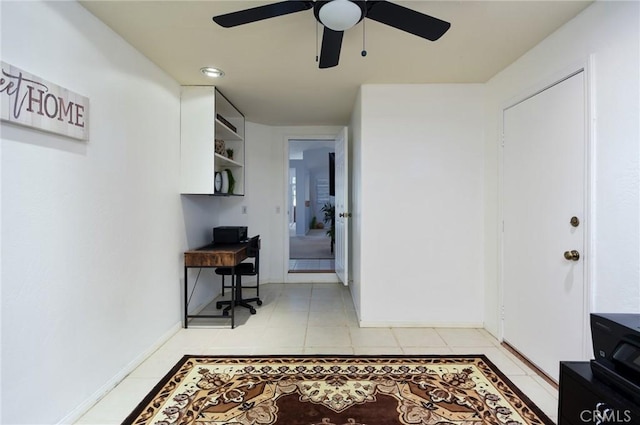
left=213, top=226, right=248, bottom=244
left=590, top=313, right=640, bottom=403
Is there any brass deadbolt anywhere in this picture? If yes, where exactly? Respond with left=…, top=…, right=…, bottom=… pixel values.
left=570, top=216, right=580, bottom=227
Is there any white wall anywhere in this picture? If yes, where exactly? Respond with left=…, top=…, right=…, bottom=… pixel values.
left=181, top=195, right=223, bottom=313
left=356, top=84, right=485, bottom=327
left=1, top=2, right=188, bottom=423
left=3, top=1, right=637, bottom=423
left=222, top=126, right=344, bottom=286
left=217, top=124, right=344, bottom=284
left=215, top=122, right=280, bottom=285
left=349, top=91, right=363, bottom=317
left=483, top=0, right=640, bottom=336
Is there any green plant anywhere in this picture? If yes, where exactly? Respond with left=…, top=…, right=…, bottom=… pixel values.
left=226, top=148, right=234, bottom=159
left=310, top=216, right=317, bottom=229
left=225, top=168, right=235, bottom=194
left=321, top=202, right=335, bottom=239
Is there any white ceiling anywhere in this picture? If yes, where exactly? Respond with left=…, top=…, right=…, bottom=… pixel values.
left=80, top=0, right=593, bottom=126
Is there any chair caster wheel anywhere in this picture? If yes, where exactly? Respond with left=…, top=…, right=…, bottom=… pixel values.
left=257, top=300, right=263, bottom=306
left=216, top=303, right=222, bottom=309
left=250, top=308, right=257, bottom=315
left=222, top=310, right=229, bottom=316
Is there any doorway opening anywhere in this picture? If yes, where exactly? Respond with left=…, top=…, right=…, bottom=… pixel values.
left=288, top=139, right=335, bottom=273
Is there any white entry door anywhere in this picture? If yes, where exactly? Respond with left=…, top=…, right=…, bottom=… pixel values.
left=334, top=127, right=349, bottom=285
left=503, top=71, right=587, bottom=381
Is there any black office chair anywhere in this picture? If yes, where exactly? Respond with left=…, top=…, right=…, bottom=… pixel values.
left=215, top=235, right=262, bottom=315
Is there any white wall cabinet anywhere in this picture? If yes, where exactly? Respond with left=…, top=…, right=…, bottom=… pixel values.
left=180, top=86, right=245, bottom=195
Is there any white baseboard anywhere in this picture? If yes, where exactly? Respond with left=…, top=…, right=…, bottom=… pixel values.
left=358, top=321, right=484, bottom=328
left=58, top=321, right=182, bottom=425
left=483, top=324, right=501, bottom=341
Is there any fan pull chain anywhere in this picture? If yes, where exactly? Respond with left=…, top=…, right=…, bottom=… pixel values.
left=361, top=3, right=367, bottom=57
left=315, top=20, right=319, bottom=63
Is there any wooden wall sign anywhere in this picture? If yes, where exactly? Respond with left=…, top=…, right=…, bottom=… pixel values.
left=1, top=61, right=89, bottom=141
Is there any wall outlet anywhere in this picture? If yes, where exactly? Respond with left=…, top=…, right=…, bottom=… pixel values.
left=275, top=206, right=281, bottom=214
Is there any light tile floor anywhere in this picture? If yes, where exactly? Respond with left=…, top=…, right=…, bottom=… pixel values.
left=76, top=283, right=559, bottom=424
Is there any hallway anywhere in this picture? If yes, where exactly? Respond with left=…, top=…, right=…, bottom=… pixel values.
left=289, top=228, right=335, bottom=272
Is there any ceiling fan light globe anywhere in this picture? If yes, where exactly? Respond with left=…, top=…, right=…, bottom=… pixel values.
left=319, top=0, right=362, bottom=31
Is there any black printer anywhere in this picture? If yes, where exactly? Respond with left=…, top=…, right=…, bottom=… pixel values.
left=213, top=226, right=248, bottom=244
left=590, top=313, right=640, bottom=404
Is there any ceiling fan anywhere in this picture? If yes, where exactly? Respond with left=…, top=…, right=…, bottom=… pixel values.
left=212, top=0, right=451, bottom=69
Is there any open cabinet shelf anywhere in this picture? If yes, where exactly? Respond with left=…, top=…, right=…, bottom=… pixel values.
left=180, top=86, right=245, bottom=196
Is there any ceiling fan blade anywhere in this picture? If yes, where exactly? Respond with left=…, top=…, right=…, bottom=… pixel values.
left=366, top=1, right=451, bottom=41
left=319, top=27, right=344, bottom=69
left=213, top=1, right=313, bottom=28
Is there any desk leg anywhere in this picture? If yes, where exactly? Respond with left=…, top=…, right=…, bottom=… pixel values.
left=184, top=266, right=188, bottom=328
left=230, top=266, right=235, bottom=329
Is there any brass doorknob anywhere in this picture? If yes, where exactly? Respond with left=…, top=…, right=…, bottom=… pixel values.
left=564, top=250, right=580, bottom=261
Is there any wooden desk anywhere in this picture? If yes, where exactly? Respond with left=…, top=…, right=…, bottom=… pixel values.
left=183, top=242, right=248, bottom=329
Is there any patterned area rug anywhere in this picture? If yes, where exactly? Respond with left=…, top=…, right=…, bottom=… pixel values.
left=124, top=355, right=553, bottom=425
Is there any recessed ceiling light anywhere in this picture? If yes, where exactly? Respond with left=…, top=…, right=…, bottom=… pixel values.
left=200, top=67, right=225, bottom=78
